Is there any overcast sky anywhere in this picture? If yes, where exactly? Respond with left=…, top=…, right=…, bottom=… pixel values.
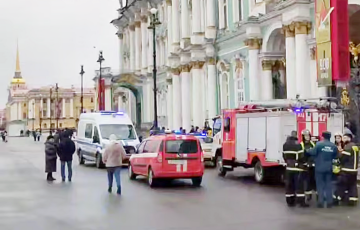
left=0, top=0, right=120, bottom=107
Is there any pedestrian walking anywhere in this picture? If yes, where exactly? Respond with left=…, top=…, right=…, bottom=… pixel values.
left=36, top=130, right=41, bottom=141
left=306, top=131, right=338, bottom=208
left=58, top=130, right=76, bottom=182
left=32, top=130, right=36, bottom=141
left=102, top=134, right=126, bottom=195
left=45, top=135, right=57, bottom=181
left=282, top=130, right=308, bottom=207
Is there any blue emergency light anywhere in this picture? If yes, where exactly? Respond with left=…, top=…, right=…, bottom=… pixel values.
left=100, top=111, right=124, bottom=115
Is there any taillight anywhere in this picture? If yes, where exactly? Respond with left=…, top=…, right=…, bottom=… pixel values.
left=201, top=151, right=204, bottom=162
left=157, top=152, right=163, bottom=163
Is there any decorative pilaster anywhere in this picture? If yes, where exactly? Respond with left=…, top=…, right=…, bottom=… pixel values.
left=47, top=98, right=51, bottom=118
left=118, top=33, right=124, bottom=72
left=192, top=61, right=205, bottom=127
left=282, top=24, right=296, bottom=99
left=246, top=38, right=262, bottom=100
left=295, top=21, right=312, bottom=98
left=167, top=0, right=173, bottom=57
left=261, top=60, right=274, bottom=100
left=166, top=78, right=173, bottom=129
left=129, top=23, right=135, bottom=72
left=135, top=21, right=141, bottom=71
left=70, top=98, right=74, bottom=118
left=181, top=65, right=191, bottom=130
left=62, top=98, right=66, bottom=117
left=148, top=19, right=153, bottom=73
left=141, top=15, right=148, bottom=73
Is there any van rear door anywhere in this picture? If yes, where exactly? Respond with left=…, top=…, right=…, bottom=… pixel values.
left=163, top=138, right=201, bottom=173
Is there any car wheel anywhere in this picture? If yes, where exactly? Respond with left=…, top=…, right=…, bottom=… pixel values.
left=128, top=164, right=137, bottom=180
left=96, top=153, right=105, bottom=169
left=191, top=177, right=202, bottom=187
left=148, top=168, right=157, bottom=188
left=211, top=155, right=218, bottom=168
left=217, top=155, right=227, bottom=177
left=78, top=150, right=85, bottom=165
left=254, top=161, right=265, bottom=183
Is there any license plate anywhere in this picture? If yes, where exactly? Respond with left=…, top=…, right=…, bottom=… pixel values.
left=168, top=160, right=186, bottom=165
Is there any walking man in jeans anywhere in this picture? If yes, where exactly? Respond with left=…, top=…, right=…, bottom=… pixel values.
left=58, top=130, right=76, bottom=182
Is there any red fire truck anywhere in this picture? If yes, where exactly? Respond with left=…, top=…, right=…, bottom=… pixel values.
left=217, top=98, right=344, bottom=183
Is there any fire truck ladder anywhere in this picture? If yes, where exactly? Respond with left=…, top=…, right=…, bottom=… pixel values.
left=241, top=97, right=340, bottom=112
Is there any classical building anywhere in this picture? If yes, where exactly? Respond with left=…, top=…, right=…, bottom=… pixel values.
left=6, top=46, right=96, bottom=136
left=110, top=0, right=360, bottom=131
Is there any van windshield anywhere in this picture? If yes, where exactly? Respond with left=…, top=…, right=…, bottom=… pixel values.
left=213, top=118, right=222, bottom=136
left=99, top=124, right=136, bottom=140
left=165, top=140, right=198, bottom=153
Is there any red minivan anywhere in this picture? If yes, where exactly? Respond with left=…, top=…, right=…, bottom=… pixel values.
left=128, top=134, right=205, bottom=187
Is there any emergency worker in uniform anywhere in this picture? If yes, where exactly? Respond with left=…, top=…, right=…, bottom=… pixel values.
left=300, top=129, right=316, bottom=201
left=306, top=131, right=338, bottom=208
left=283, top=131, right=308, bottom=207
left=335, top=133, right=359, bottom=206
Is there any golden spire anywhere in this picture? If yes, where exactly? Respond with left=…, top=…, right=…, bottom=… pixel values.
left=15, top=41, right=21, bottom=73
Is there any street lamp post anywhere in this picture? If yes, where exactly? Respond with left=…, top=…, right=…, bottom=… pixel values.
left=97, top=51, right=105, bottom=111
left=55, top=83, right=59, bottom=130
left=80, top=65, right=85, bottom=114
left=39, top=94, right=42, bottom=133
left=32, top=102, right=35, bottom=131
left=148, top=8, right=161, bottom=131
left=50, top=87, right=53, bottom=132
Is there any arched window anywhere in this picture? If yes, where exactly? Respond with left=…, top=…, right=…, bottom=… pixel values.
left=234, top=60, right=245, bottom=106
left=220, top=73, right=230, bottom=109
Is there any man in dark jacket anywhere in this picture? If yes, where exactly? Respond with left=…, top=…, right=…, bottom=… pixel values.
left=58, top=130, right=76, bottom=182
left=335, top=133, right=359, bottom=206
left=300, top=129, right=316, bottom=202
left=306, top=131, right=338, bottom=208
left=283, top=130, right=308, bottom=207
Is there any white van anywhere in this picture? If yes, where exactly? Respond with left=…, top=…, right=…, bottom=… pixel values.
left=76, top=111, right=140, bottom=168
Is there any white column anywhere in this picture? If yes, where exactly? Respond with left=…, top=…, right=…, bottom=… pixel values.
left=141, top=16, right=148, bottom=72
left=200, top=67, right=207, bottom=121
left=47, top=98, right=51, bottom=118
left=192, top=63, right=204, bottom=127
left=167, top=81, right=173, bottom=129
left=105, top=87, right=112, bottom=111
left=261, top=60, right=273, bottom=100
left=218, top=0, right=225, bottom=29
left=135, top=21, right=141, bottom=71
left=167, top=0, right=173, bottom=56
left=172, top=69, right=182, bottom=129
left=200, top=0, right=205, bottom=32
left=148, top=22, right=153, bottom=73
left=70, top=98, right=74, bottom=117
left=181, top=66, right=191, bottom=131
left=171, top=0, right=180, bottom=49
left=247, top=39, right=261, bottom=101
left=192, top=0, right=201, bottom=33
left=284, top=25, right=296, bottom=99
left=119, top=33, right=124, bottom=72
left=310, top=50, right=318, bottom=98
left=207, top=59, right=217, bottom=119
left=206, top=0, right=216, bottom=27
left=181, top=0, right=190, bottom=39
left=118, top=95, right=122, bottom=111
left=295, top=22, right=311, bottom=98
left=62, top=98, right=66, bottom=117
left=129, top=24, right=135, bottom=72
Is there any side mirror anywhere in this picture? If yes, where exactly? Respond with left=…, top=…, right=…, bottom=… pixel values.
left=138, top=136, right=143, bottom=143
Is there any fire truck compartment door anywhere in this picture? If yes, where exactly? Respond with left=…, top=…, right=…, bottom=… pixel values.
left=327, top=113, right=344, bottom=142
left=236, top=117, right=249, bottom=162
left=248, top=117, right=266, bottom=152
left=266, top=116, right=283, bottom=163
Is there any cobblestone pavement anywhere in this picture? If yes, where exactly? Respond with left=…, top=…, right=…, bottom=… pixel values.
left=0, top=137, right=360, bottom=230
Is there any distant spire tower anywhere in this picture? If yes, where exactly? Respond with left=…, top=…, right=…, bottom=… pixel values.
left=11, top=40, right=25, bottom=84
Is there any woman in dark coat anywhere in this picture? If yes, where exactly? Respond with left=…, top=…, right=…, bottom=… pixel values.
left=45, top=135, right=57, bottom=181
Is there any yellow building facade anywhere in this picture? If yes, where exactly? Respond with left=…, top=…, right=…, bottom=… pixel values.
left=5, top=44, right=96, bottom=135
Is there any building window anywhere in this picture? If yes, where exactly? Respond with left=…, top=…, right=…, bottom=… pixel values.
left=220, top=73, right=230, bottom=109
left=234, top=63, right=246, bottom=106
left=51, top=109, right=54, bottom=117
left=23, top=112, right=26, bottom=119
left=59, top=123, right=62, bottom=128
left=91, top=97, right=94, bottom=103
left=43, top=123, right=47, bottom=129
left=42, top=110, right=47, bottom=117
left=23, top=103, right=26, bottom=107
left=43, top=99, right=47, bottom=104
left=223, top=0, right=228, bottom=28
